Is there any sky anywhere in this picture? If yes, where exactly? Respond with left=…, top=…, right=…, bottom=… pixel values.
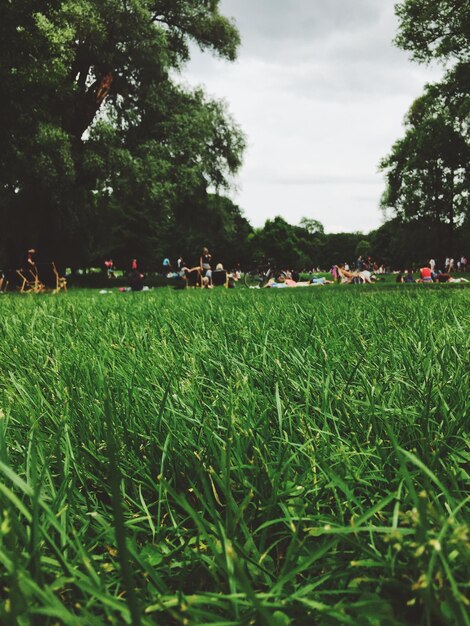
left=181, top=0, right=441, bottom=234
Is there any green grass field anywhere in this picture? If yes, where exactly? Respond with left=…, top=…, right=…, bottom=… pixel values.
left=0, top=287, right=469, bottom=625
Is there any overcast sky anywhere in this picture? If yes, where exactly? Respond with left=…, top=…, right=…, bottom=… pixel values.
left=182, top=0, right=441, bottom=233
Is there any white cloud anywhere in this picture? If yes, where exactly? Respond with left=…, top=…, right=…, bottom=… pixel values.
left=181, top=0, right=442, bottom=232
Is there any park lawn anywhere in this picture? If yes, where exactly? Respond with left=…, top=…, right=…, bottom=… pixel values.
left=0, top=287, right=469, bottom=625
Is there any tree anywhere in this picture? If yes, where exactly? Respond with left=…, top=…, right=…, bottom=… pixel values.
left=321, top=232, right=365, bottom=269
left=369, top=217, right=444, bottom=269
left=395, top=0, right=470, bottom=63
left=250, top=217, right=309, bottom=269
left=380, top=76, right=469, bottom=254
left=160, top=193, right=252, bottom=269
left=0, top=0, right=244, bottom=266
left=355, top=240, right=371, bottom=259
left=299, top=217, right=324, bottom=235
left=382, top=1, right=470, bottom=258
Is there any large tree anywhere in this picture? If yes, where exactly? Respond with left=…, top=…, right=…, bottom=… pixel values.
left=381, top=1, right=470, bottom=256
left=0, top=0, right=245, bottom=267
left=380, top=74, right=469, bottom=253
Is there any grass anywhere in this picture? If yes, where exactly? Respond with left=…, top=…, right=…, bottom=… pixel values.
left=0, top=286, right=469, bottom=625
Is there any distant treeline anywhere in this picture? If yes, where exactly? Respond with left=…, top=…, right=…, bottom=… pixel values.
left=3, top=191, right=467, bottom=273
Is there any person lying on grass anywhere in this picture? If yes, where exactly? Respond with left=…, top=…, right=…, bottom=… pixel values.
left=435, top=271, right=469, bottom=284
left=263, top=275, right=332, bottom=288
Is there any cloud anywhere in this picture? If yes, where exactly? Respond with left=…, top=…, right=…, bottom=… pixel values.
left=181, top=0, right=442, bottom=232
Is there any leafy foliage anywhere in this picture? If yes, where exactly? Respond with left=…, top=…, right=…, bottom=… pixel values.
left=0, top=0, right=244, bottom=266
left=382, top=1, right=470, bottom=254
left=395, top=0, right=470, bottom=63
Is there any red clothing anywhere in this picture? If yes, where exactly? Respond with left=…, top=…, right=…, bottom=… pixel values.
left=420, top=267, right=432, bottom=279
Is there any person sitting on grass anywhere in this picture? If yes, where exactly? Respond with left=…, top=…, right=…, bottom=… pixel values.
left=404, top=269, right=415, bottom=283
left=212, top=263, right=230, bottom=287
left=418, top=267, right=433, bottom=282
left=175, top=263, right=204, bottom=288
left=128, top=269, right=144, bottom=291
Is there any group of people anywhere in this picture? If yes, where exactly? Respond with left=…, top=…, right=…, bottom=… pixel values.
left=395, top=256, right=469, bottom=284
left=165, top=248, right=240, bottom=288
left=396, top=262, right=469, bottom=284
left=111, top=247, right=240, bottom=291
left=437, top=256, right=468, bottom=274
left=263, top=272, right=334, bottom=288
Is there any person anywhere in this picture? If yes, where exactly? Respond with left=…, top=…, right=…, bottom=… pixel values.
left=27, top=248, right=37, bottom=272
left=104, top=258, right=115, bottom=278
left=435, top=271, right=450, bottom=283
left=460, top=255, right=467, bottom=273
left=337, top=265, right=373, bottom=284
left=448, top=257, right=454, bottom=273
left=131, top=258, right=138, bottom=271
left=449, top=276, right=469, bottom=284
left=162, top=257, right=171, bottom=274
left=336, top=265, right=353, bottom=283
left=177, top=256, right=185, bottom=272
left=435, top=271, right=469, bottom=284
left=396, top=271, right=404, bottom=283
left=264, top=274, right=331, bottom=288
left=404, top=269, right=415, bottom=283
left=200, top=247, right=212, bottom=286
left=310, top=276, right=332, bottom=285
left=310, top=273, right=334, bottom=285
left=419, top=267, right=433, bottom=282
left=429, top=258, right=436, bottom=273
left=263, top=275, right=289, bottom=288
left=128, top=269, right=144, bottom=291
left=212, top=263, right=228, bottom=287
left=357, top=269, right=376, bottom=284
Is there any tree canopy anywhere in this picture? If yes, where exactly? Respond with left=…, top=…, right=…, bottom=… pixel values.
left=395, top=0, right=470, bottom=64
left=381, top=0, right=470, bottom=254
left=380, top=72, right=469, bottom=251
left=0, top=0, right=245, bottom=267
